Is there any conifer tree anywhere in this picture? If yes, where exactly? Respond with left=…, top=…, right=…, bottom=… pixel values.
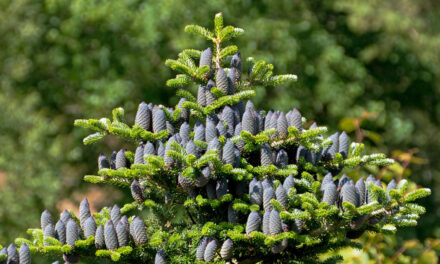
left=0, top=13, right=431, bottom=264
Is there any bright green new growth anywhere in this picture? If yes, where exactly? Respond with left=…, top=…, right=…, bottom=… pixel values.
left=1, top=13, right=430, bottom=264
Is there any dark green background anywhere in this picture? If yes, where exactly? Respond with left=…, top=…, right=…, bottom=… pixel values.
left=1, top=0, right=439, bottom=260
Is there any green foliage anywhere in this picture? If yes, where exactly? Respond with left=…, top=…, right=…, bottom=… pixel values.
left=0, top=13, right=431, bottom=264
left=2, top=0, right=440, bottom=263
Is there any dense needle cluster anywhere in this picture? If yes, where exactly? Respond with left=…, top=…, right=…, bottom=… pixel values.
left=0, top=13, right=430, bottom=264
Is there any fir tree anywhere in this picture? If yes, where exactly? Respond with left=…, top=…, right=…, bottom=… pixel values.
left=0, top=13, right=431, bottom=264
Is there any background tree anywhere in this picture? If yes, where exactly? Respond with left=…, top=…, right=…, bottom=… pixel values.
left=1, top=0, right=439, bottom=262
left=0, top=13, right=431, bottom=264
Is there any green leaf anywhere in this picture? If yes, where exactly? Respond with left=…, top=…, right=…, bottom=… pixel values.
left=214, top=12, right=223, bottom=37
left=83, top=132, right=107, bottom=145
left=165, top=59, right=195, bottom=76
left=220, top=45, right=238, bottom=58
left=112, top=107, right=125, bottom=122
left=404, top=188, right=431, bottom=203
left=184, top=25, right=214, bottom=40
left=176, top=89, right=196, bottom=103
left=166, top=74, right=191, bottom=87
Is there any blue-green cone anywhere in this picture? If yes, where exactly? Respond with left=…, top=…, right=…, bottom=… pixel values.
left=216, top=177, right=228, bottom=199
left=222, top=106, right=235, bottom=137
left=234, top=148, right=241, bottom=168
left=155, top=249, right=168, bottom=264
left=216, top=67, right=229, bottom=95
left=206, top=181, right=217, bottom=200
left=277, top=112, right=288, bottom=138
left=261, top=143, right=274, bottom=166
left=205, top=80, right=217, bottom=106
left=185, top=140, right=197, bottom=157
left=66, top=219, right=79, bottom=247
left=256, top=111, right=264, bottom=133
left=216, top=121, right=227, bottom=137
left=269, top=112, right=278, bottom=130
left=227, top=68, right=236, bottom=94
left=269, top=210, right=282, bottom=235
left=116, top=221, right=129, bottom=247
left=265, top=111, right=273, bottom=130
left=205, top=120, right=217, bottom=144
left=204, top=239, right=218, bottom=262
left=199, top=47, right=212, bottom=68
left=262, top=210, right=271, bottom=235
left=234, top=122, right=244, bottom=150
left=197, top=85, right=207, bottom=107
left=7, top=244, right=18, bottom=264
left=271, top=239, right=288, bottom=254
left=194, top=124, right=205, bottom=142
left=321, top=173, right=334, bottom=191
left=110, top=205, right=121, bottom=226
left=249, top=178, right=263, bottom=206
left=110, top=150, right=117, bottom=169
left=131, top=180, right=145, bottom=203
left=84, top=216, right=96, bottom=239
left=263, top=186, right=275, bottom=211
left=134, top=144, right=144, bottom=164
left=246, top=211, right=261, bottom=234
left=230, top=52, right=242, bottom=81
left=179, top=122, right=190, bottom=142
left=228, top=203, right=239, bottom=223
left=387, top=179, right=397, bottom=194
left=262, top=178, right=273, bottom=190
left=156, top=141, right=165, bottom=158
left=95, top=225, right=105, bottom=249
left=41, top=209, right=53, bottom=231
left=242, top=109, right=256, bottom=135
left=152, top=108, right=167, bottom=134
left=164, top=139, right=175, bottom=166
left=178, top=173, right=194, bottom=190
left=276, top=185, right=288, bottom=208
left=208, top=137, right=222, bottom=159
left=196, top=237, right=208, bottom=261
left=322, top=181, right=337, bottom=206
left=341, top=183, right=360, bottom=208
left=276, top=149, right=288, bottom=168
left=166, top=121, right=175, bottom=136
left=222, top=139, right=235, bottom=165
left=55, top=219, right=66, bottom=244
left=296, top=145, right=307, bottom=163
left=98, top=153, right=110, bottom=170
left=104, top=220, right=118, bottom=250
left=339, top=131, right=349, bottom=158
left=324, top=132, right=339, bottom=159
left=135, top=102, right=152, bottom=132
left=19, top=243, right=31, bottom=264
left=338, top=174, right=350, bottom=190
left=131, top=217, right=148, bottom=245
left=289, top=109, right=303, bottom=131
left=195, top=167, right=210, bottom=187
left=115, top=149, right=128, bottom=170
left=177, top=98, right=189, bottom=122
left=220, top=238, right=234, bottom=260
left=79, top=197, right=91, bottom=229
left=143, top=141, right=156, bottom=157
left=43, top=224, right=55, bottom=246
left=283, top=175, right=295, bottom=193
left=355, top=178, right=366, bottom=205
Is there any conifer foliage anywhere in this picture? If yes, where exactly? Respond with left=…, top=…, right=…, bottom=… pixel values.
left=0, top=13, right=431, bottom=263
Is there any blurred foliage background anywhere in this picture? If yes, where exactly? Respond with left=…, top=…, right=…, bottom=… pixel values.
left=1, top=0, right=440, bottom=262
